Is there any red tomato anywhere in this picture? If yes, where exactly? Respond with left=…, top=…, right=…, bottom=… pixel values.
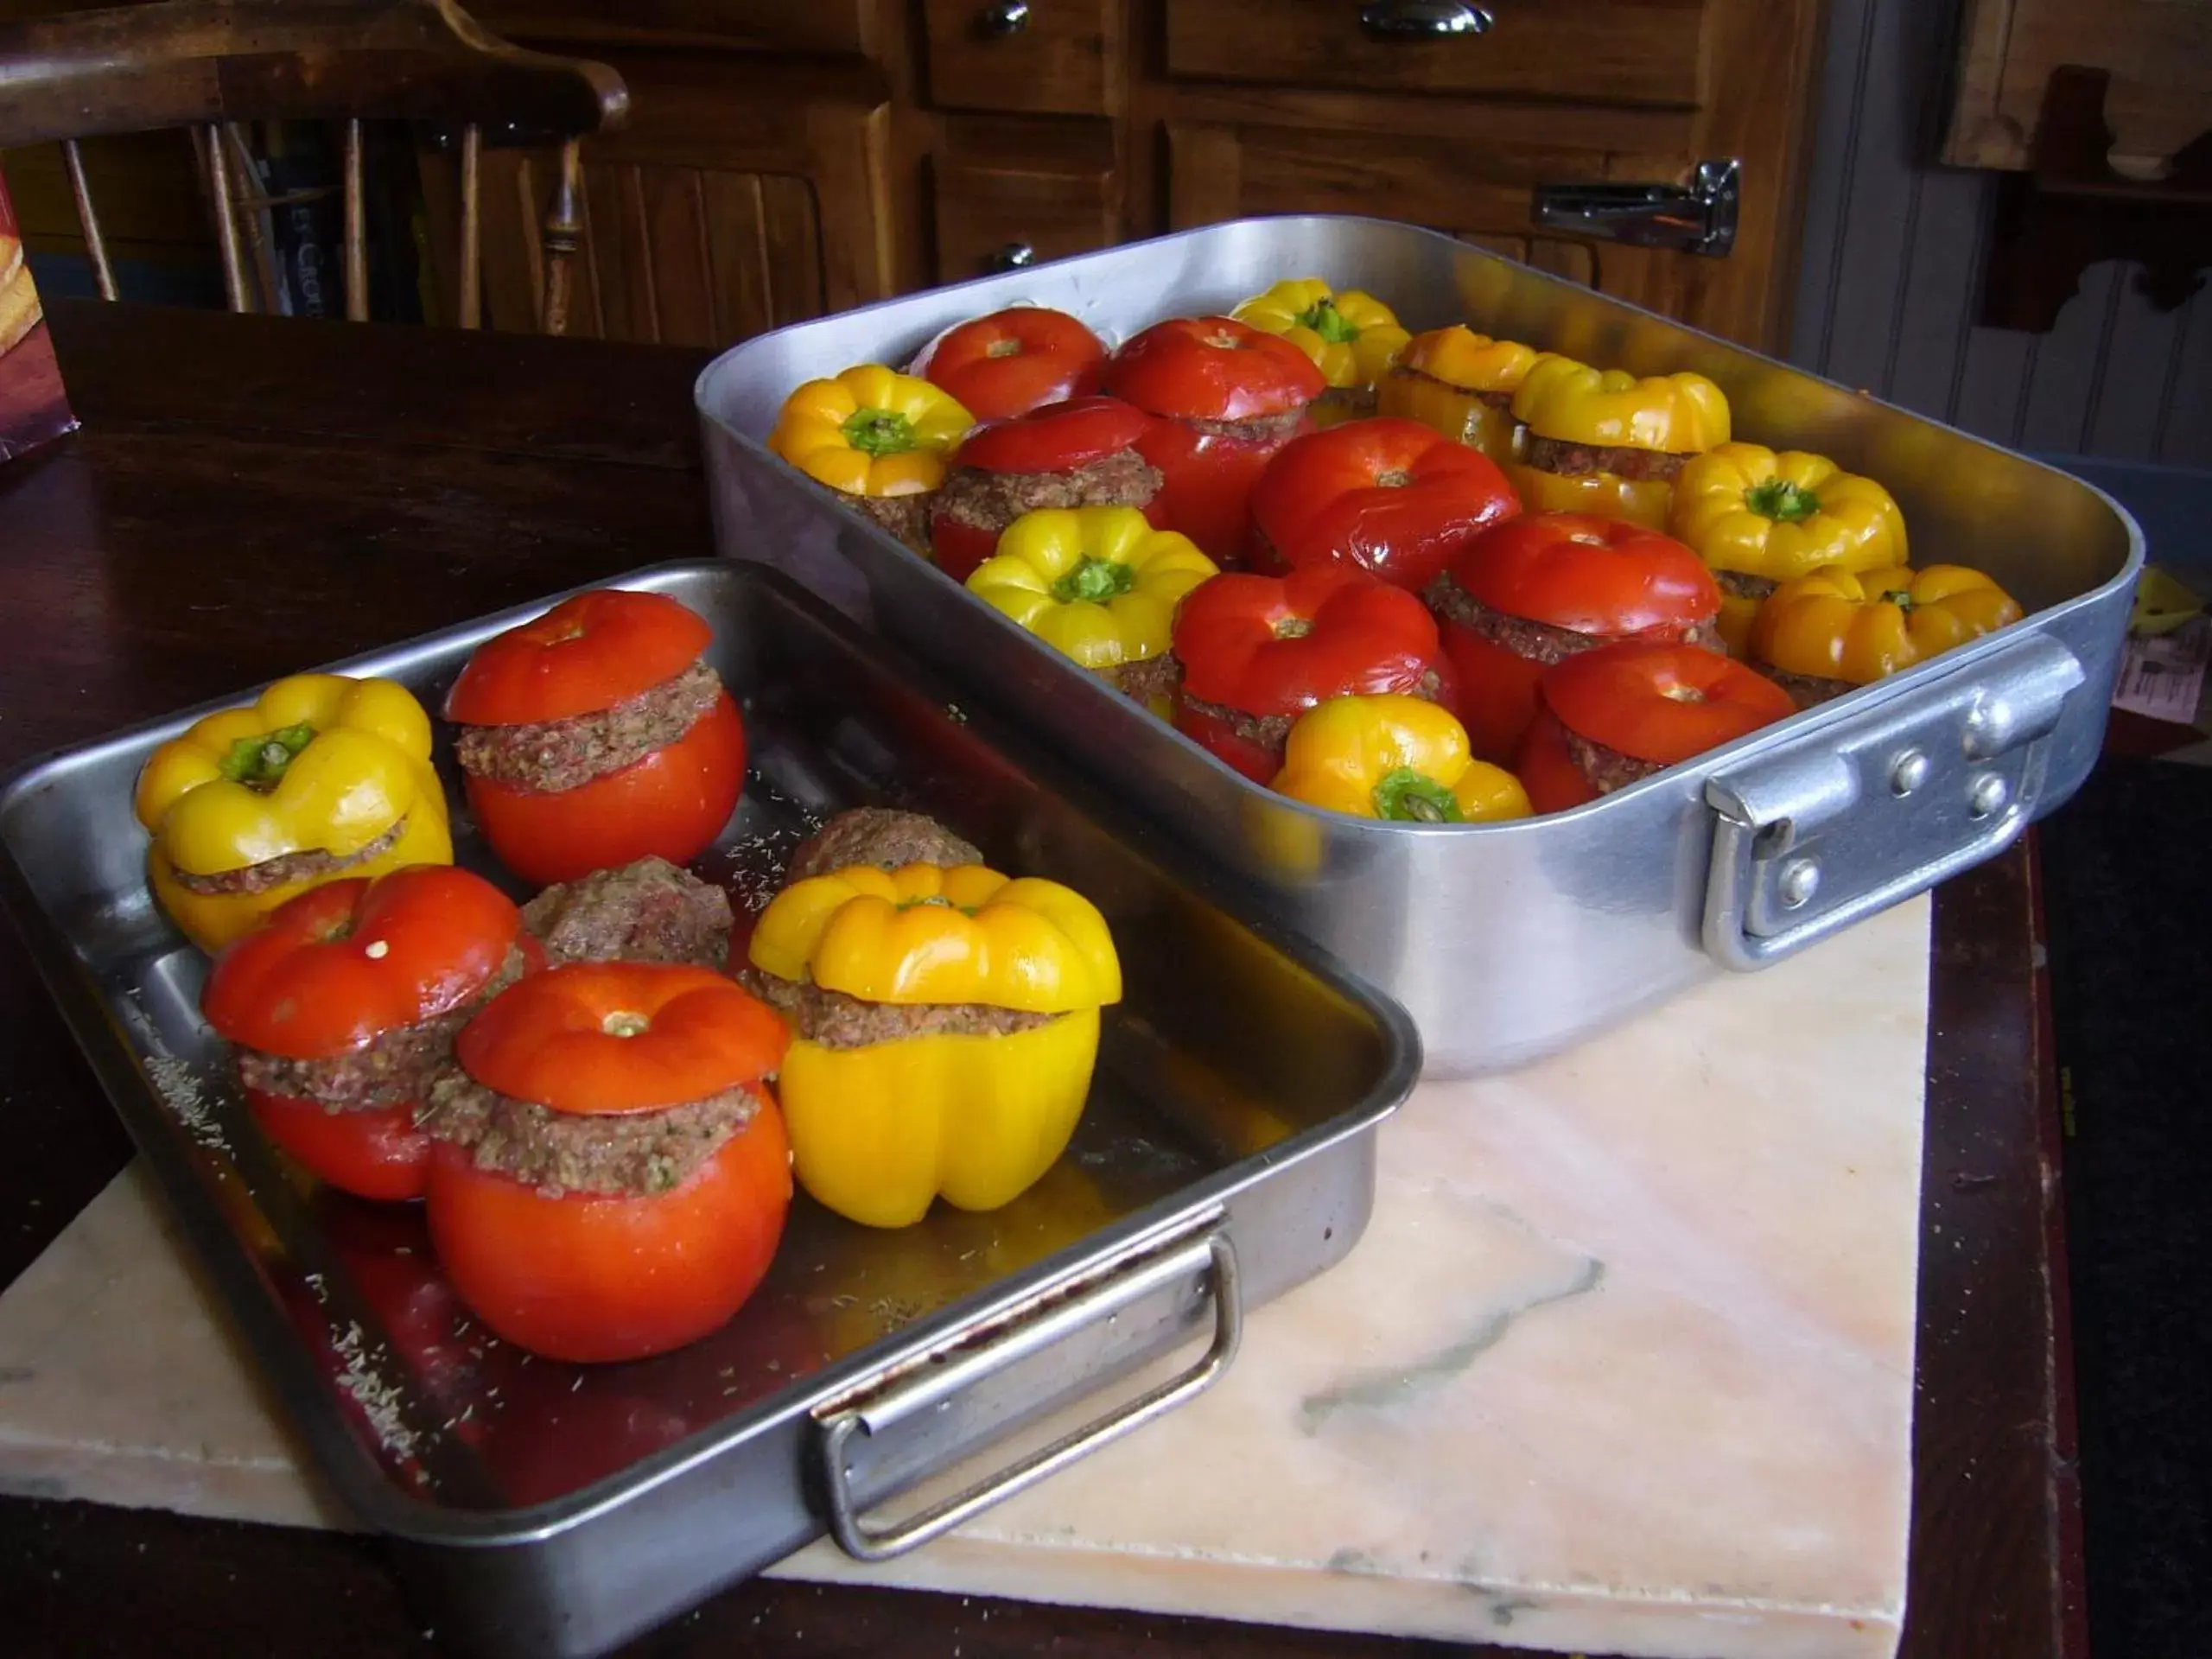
left=1515, top=710, right=1598, bottom=815
left=245, top=1092, right=432, bottom=1203
left=1440, top=619, right=1548, bottom=766
left=427, top=1102, right=792, bottom=1364
left=1132, top=417, right=1306, bottom=564
left=1173, top=698, right=1281, bottom=785
left=1446, top=512, right=1719, bottom=636
left=463, top=693, right=746, bottom=886
left=1541, top=639, right=1794, bottom=766
left=950, top=395, right=1152, bottom=474
left=1176, top=565, right=1440, bottom=711
left=1248, top=417, right=1520, bottom=591
left=1102, top=317, right=1325, bottom=423
left=918, top=308, right=1106, bottom=422
left=458, top=961, right=790, bottom=1115
left=446, top=589, right=713, bottom=726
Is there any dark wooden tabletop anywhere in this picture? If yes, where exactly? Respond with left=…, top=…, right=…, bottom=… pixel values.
left=0, top=299, right=2084, bottom=1659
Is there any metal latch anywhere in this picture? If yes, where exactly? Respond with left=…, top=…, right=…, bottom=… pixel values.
left=1702, top=633, right=2086, bottom=970
left=1532, top=159, right=1741, bottom=257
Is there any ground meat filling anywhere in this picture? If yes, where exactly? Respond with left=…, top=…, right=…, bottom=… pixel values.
left=933, top=449, right=1162, bottom=537
left=171, top=816, right=411, bottom=898
left=423, top=1073, right=762, bottom=1198
left=1102, top=652, right=1183, bottom=707
left=1179, top=666, right=1444, bottom=766
left=1522, top=435, right=1694, bottom=482
left=1426, top=575, right=1725, bottom=662
left=521, top=855, right=733, bottom=969
left=1763, top=666, right=1857, bottom=710
left=1715, top=569, right=1779, bottom=601
left=858, top=493, right=932, bottom=556
left=232, top=944, right=531, bottom=1111
left=1185, top=409, right=1308, bottom=443
left=1563, top=728, right=1664, bottom=797
left=1390, top=365, right=1516, bottom=412
left=787, top=809, right=982, bottom=883
left=1313, top=385, right=1378, bottom=422
left=453, top=659, right=722, bottom=795
left=743, top=969, right=1057, bottom=1050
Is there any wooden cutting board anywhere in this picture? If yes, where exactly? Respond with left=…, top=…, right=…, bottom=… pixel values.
left=0, top=897, right=1930, bottom=1659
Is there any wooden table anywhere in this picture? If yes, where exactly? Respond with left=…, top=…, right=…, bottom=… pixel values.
left=0, top=299, right=2086, bottom=1659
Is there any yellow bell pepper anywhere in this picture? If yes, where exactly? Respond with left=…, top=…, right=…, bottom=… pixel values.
left=1375, top=326, right=1541, bottom=464
left=766, top=364, right=972, bottom=498
left=1509, top=356, right=1729, bottom=531
left=1753, top=564, right=2024, bottom=686
left=749, top=861, right=1122, bottom=1229
left=1270, top=695, right=1531, bottom=824
left=965, top=505, right=1217, bottom=673
left=1231, top=279, right=1411, bottom=393
left=132, top=674, right=453, bottom=952
left=1671, top=443, right=1908, bottom=582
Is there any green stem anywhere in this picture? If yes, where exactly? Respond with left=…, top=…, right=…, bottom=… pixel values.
left=1294, top=299, right=1360, bottom=345
left=1052, top=556, right=1135, bottom=606
left=219, top=722, right=316, bottom=789
left=1371, top=766, right=1463, bottom=823
left=1745, top=478, right=1821, bottom=524
left=841, top=408, right=918, bottom=458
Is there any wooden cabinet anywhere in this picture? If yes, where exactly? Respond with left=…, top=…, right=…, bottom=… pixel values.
left=923, top=0, right=1120, bottom=117
left=931, top=117, right=1119, bottom=285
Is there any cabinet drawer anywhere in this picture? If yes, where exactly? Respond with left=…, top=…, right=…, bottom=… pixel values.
left=471, top=0, right=874, bottom=55
left=923, top=0, right=1119, bottom=116
left=1163, top=0, right=1707, bottom=109
left=932, top=118, right=1118, bottom=283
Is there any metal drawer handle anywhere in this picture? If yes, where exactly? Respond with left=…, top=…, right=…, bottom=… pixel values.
left=988, top=240, right=1036, bottom=272
left=1359, top=0, right=1493, bottom=41
left=1534, top=159, right=1742, bottom=257
left=977, top=0, right=1030, bottom=36
left=1701, top=632, right=2086, bottom=970
left=817, top=1224, right=1242, bottom=1562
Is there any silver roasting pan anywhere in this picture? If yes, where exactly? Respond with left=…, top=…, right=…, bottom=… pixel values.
left=695, top=215, right=2143, bottom=1073
left=0, top=560, right=1418, bottom=1658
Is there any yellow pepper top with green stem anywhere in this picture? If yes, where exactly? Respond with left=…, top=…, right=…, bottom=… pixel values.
left=132, top=674, right=453, bottom=951
left=965, top=505, right=1218, bottom=671
left=766, top=364, right=972, bottom=498
left=1669, top=443, right=1908, bottom=583
left=1232, top=279, right=1412, bottom=392
left=1271, top=695, right=1532, bottom=824
left=1510, top=356, right=1732, bottom=453
left=1754, top=563, right=2024, bottom=686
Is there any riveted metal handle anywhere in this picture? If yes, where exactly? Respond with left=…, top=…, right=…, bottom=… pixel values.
left=987, top=240, right=1036, bottom=272
left=1359, top=0, right=1493, bottom=39
left=816, top=1222, right=1242, bottom=1562
left=1533, top=158, right=1741, bottom=257
left=1702, top=632, right=2086, bottom=969
left=977, top=0, right=1030, bottom=36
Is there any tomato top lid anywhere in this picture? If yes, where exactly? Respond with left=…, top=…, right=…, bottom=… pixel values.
left=1449, top=512, right=1719, bottom=636
left=457, top=961, right=789, bottom=1116
left=201, top=866, right=526, bottom=1059
left=1101, top=316, right=1327, bottom=423
left=1541, top=639, right=1794, bottom=766
left=952, top=395, right=1154, bottom=474
left=444, top=588, right=714, bottom=727
left=1173, top=563, right=1439, bottom=715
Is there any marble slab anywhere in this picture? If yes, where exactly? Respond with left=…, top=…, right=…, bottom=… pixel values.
left=0, top=896, right=1931, bottom=1658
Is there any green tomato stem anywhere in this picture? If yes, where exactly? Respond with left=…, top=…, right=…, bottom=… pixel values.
left=1371, top=766, right=1463, bottom=823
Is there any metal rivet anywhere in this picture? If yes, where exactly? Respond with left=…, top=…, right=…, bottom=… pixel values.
left=1968, top=772, right=2009, bottom=819
left=1778, top=858, right=1821, bottom=909
left=1890, top=748, right=1929, bottom=798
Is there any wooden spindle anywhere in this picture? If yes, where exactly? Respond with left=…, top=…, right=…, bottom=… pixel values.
left=458, top=123, right=482, bottom=329
left=222, top=123, right=281, bottom=314
left=203, top=124, right=251, bottom=313
left=540, top=137, right=582, bottom=337
left=60, top=140, right=118, bottom=301
left=343, top=118, right=367, bottom=322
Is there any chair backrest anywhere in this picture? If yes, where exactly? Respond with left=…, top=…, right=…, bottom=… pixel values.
left=0, top=0, right=627, bottom=333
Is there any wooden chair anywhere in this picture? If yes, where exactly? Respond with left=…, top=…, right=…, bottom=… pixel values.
left=0, top=0, right=627, bottom=333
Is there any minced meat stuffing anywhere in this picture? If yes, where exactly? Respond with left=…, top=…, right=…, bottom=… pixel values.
left=1186, top=409, right=1307, bottom=442
left=743, top=969, right=1057, bottom=1051
left=1763, top=666, right=1856, bottom=710
left=1715, top=569, right=1778, bottom=601
left=1426, top=575, right=1725, bottom=662
left=787, top=809, right=981, bottom=883
left=171, top=816, right=410, bottom=898
left=423, top=1072, right=762, bottom=1198
left=1314, top=385, right=1378, bottom=422
left=232, top=943, right=531, bottom=1111
left=453, top=659, right=722, bottom=795
left=1179, top=665, right=1444, bottom=766
left=521, top=855, right=732, bottom=969
left=933, top=449, right=1161, bottom=537
left=1521, top=435, right=1693, bottom=482
left=1562, top=727, right=1664, bottom=796
left=1391, top=365, right=1516, bottom=411
left=858, top=493, right=932, bottom=556
left=1102, top=653, right=1182, bottom=707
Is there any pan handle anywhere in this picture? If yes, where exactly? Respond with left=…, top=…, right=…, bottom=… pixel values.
left=1701, top=632, right=2086, bottom=970
left=814, top=1220, right=1242, bottom=1562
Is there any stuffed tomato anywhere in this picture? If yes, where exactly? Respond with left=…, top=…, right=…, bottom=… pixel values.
left=914, top=306, right=1106, bottom=423
left=927, top=396, right=1163, bottom=582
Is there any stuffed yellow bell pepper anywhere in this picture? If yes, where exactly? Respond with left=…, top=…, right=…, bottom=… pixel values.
left=132, top=674, right=453, bottom=952
left=767, top=365, right=973, bottom=553
left=1271, top=695, right=1531, bottom=824
left=749, top=861, right=1122, bottom=1230
left=1752, top=563, right=2024, bottom=703
left=966, top=505, right=1217, bottom=712
left=1510, top=356, right=1731, bottom=531
left=1375, top=326, right=1542, bottom=465
left=1232, top=279, right=1410, bottom=422
left=1670, top=443, right=1910, bottom=657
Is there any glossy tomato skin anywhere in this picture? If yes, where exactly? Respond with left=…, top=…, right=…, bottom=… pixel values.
left=1248, top=417, right=1520, bottom=591
left=1446, top=512, right=1719, bottom=636
left=1173, top=698, right=1282, bottom=785
left=445, top=589, right=713, bottom=726
left=1133, top=417, right=1306, bottom=565
left=1440, top=620, right=1548, bottom=766
left=426, top=1097, right=792, bottom=1364
left=1541, top=639, right=1794, bottom=767
left=918, top=308, right=1106, bottom=422
left=1515, top=709, right=1599, bottom=815
left=465, top=692, right=746, bottom=885
left=925, top=397, right=1161, bottom=582
left=1174, top=565, right=1440, bottom=713
left=246, top=1089, right=433, bottom=1202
